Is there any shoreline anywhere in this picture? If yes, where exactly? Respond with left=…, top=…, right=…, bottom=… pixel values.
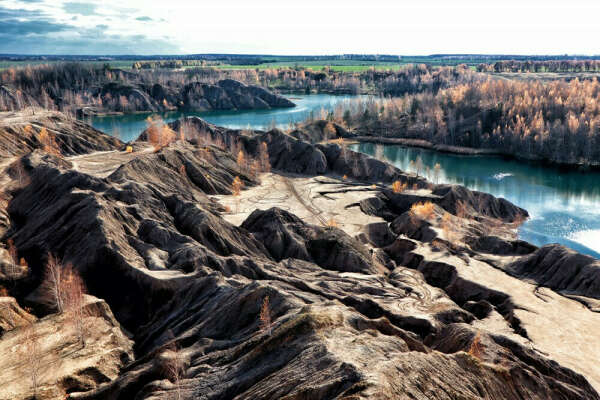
left=351, top=135, right=600, bottom=171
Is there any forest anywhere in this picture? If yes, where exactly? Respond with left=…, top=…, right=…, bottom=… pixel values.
left=3, top=62, right=600, bottom=165
left=0, top=62, right=480, bottom=113
left=332, top=77, right=600, bottom=165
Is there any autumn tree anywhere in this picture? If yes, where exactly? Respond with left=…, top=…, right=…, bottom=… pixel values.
left=38, top=127, right=61, bottom=157
left=259, top=296, right=272, bottom=336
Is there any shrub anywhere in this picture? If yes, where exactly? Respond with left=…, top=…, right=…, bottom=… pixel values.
left=391, top=180, right=407, bottom=193
left=468, top=331, right=484, bottom=360
left=38, top=127, right=61, bottom=157
left=146, top=116, right=176, bottom=152
left=232, top=176, right=243, bottom=196
left=325, top=217, right=338, bottom=228
left=260, top=296, right=272, bottom=336
left=411, top=201, right=435, bottom=220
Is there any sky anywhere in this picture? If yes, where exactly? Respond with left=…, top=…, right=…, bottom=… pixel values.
left=1, top=0, right=600, bottom=55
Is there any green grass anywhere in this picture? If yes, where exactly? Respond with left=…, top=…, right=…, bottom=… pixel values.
left=0, top=56, right=484, bottom=72
left=0, top=60, right=136, bottom=70
left=213, top=61, right=410, bottom=72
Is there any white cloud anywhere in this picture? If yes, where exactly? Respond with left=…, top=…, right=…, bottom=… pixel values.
left=3, top=0, right=600, bottom=55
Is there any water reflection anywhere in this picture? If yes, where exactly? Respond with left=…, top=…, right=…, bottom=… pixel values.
left=350, top=142, right=600, bottom=258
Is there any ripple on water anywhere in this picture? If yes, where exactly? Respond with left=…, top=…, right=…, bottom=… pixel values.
left=492, top=172, right=513, bottom=180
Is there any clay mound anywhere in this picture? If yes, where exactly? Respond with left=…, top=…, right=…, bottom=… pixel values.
left=180, top=79, right=295, bottom=111
left=0, top=296, right=36, bottom=333
left=289, top=120, right=352, bottom=143
left=242, top=207, right=380, bottom=274
left=506, top=244, right=600, bottom=299
left=0, top=296, right=133, bottom=400
left=0, top=110, right=122, bottom=157
left=468, top=235, right=537, bottom=256
left=142, top=116, right=429, bottom=181
left=4, top=143, right=262, bottom=329
left=2, top=115, right=599, bottom=399
left=432, top=184, right=528, bottom=223
left=72, top=256, right=598, bottom=400
left=361, top=184, right=528, bottom=225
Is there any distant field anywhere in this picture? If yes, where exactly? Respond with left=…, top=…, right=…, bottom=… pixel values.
left=212, top=62, right=407, bottom=72
left=0, top=60, right=135, bottom=70
left=0, top=56, right=486, bottom=72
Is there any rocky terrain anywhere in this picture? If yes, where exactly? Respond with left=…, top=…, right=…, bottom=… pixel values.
left=0, top=112, right=599, bottom=399
left=76, top=78, right=295, bottom=116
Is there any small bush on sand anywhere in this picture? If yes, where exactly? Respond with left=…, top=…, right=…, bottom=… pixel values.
left=410, top=201, right=435, bottom=220
left=468, top=331, right=485, bottom=360
left=391, top=180, right=407, bottom=193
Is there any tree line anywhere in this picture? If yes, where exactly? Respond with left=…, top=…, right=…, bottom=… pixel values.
left=328, top=77, right=600, bottom=166
left=477, top=60, right=600, bottom=73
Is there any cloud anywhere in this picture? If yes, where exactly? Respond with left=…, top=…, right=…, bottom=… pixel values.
left=135, top=16, right=152, bottom=22
left=0, top=7, right=71, bottom=35
left=63, top=2, right=97, bottom=16
left=0, top=4, right=179, bottom=54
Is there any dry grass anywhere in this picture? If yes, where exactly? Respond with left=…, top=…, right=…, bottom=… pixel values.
left=468, top=331, right=485, bottom=360
left=410, top=201, right=435, bottom=220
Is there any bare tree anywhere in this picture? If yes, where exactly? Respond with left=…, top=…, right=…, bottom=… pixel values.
left=45, top=254, right=65, bottom=313
left=44, top=254, right=88, bottom=346
left=62, top=265, right=87, bottom=347
left=22, top=322, right=42, bottom=398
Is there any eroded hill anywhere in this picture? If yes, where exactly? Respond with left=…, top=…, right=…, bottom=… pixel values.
left=0, top=112, right=599, bottom=399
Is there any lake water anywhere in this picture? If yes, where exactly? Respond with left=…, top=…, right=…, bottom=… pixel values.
left=90, top=94, right=363, bottom=142
left=90, top=93, right=600, bottom=258
left=350, top=142, right=600, bottom=258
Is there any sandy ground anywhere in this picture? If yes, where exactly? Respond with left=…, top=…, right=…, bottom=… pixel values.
left=217, top=173, right=600, bottom=392
left=214, top=173, right=385, bottom=236
left=415, top=245, right=600, bottom=392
